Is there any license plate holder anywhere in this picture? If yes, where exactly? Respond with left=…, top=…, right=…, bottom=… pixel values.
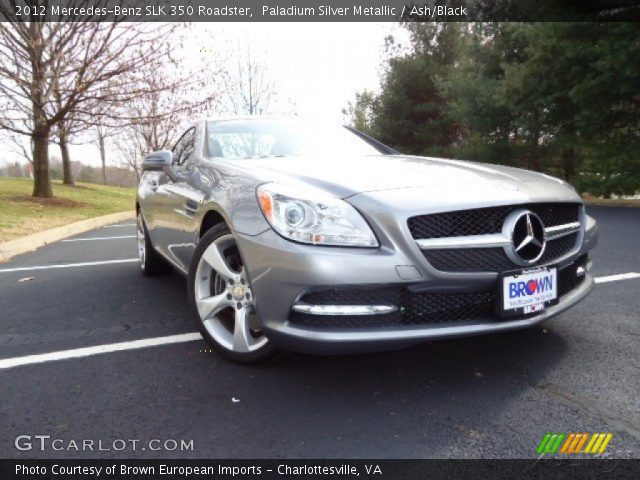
left=498, top=266, right=558, bottom=318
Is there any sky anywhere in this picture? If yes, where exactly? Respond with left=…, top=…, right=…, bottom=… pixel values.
left=1, top=22, right=409, bottom=168
left=199, top=23, right=404, bottom=121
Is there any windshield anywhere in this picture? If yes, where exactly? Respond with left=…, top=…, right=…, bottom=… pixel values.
left=205, top=119, right=384, bottom=159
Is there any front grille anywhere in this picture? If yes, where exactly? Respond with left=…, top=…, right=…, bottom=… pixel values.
left=423, top=233, right=579, bottom=273
left=410, top=290, right=496, bottom=324
left=409, top=203, right=581, bottom=273
left=289, top=256, right=588, bottom=330
left=408, top=203, right=580, bottom=240
left=423, top=248, right=514, bottom=272
left=540, top=233, right=579, bottom=264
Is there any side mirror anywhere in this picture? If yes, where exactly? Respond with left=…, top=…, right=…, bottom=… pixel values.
left=142, top=150, right=178, bottom=181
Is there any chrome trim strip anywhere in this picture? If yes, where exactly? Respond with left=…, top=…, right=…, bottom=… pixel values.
left=416, top=222, right=581, bottom=250
left=416, top=233, right=510, bottom=250
left=545, top=222, right=581, bottom=240
left=292, top=303, right=398, bottom=316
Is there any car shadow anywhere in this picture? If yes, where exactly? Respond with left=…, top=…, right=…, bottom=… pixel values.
left=238, top=325, right=569, bottom=458
left=271, top=325, right=565, bottom=380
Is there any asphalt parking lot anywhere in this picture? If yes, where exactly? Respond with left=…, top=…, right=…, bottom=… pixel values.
left=1, top=206, right=639, bottom=459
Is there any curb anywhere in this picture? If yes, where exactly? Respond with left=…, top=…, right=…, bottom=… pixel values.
left=0, top=211, right=136, bottom=263
left=583, top=201, right=640, bottom=208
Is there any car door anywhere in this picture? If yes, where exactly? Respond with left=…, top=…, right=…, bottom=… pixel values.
left=153, top=126, right=205, bottom=272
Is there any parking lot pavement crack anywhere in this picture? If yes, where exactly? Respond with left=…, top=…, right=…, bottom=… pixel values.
left=534, top=381, right=640, bottom=442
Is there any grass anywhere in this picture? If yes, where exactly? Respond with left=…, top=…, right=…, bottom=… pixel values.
left=0, top=176, right=135, bottom=242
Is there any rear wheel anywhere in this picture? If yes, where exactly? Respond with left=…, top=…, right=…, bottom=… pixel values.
left=188, top=224, right=275, bottom=364
left=137, top=212, right=170, bottom=276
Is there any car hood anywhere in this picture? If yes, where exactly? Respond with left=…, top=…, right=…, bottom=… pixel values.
left=239, top=154, right=567, bottom=198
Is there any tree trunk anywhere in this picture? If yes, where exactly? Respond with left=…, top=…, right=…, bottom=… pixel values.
left=29, top=22, right=52, bottom=198
left=561, top=147, right=576, bottom=183
left=98, top=130, right=107, bottom=185
left=59, top=127, right=74, bottom=185
left=32, top=128, right=53, bottom=198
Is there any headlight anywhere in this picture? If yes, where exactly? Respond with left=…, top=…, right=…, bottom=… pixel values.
left=256, top=183, right=378, bottom=247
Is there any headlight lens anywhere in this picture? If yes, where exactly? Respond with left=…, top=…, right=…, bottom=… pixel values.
left=257, top=183, right=378, bottom=247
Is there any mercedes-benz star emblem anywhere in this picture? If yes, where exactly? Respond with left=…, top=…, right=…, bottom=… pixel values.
left=232, top=285, right=246, bottom=301
left=502, top=210, right=546, bottom=265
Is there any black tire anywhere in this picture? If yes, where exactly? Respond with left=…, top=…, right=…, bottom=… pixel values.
left=137, top=212, right=171, bottom=276
left=188, top=223, right=275, bottom=364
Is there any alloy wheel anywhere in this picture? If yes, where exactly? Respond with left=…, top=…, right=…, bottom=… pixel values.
left=194, top=234, right=268, bottom=353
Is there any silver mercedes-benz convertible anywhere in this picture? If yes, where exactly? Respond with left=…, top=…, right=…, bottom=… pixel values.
left=136, top=117, right=598, bottom=363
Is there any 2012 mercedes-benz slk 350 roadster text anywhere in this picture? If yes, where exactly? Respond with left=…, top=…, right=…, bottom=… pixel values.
left=136, top=117, right=598, bottom=363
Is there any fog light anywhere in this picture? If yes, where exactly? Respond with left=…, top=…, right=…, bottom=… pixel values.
left=577, top=260, right=593, bottom=277
left=292, top=303, right=397, bottom=316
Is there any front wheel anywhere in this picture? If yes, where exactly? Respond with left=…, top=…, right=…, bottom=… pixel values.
left=188, top=224, right=275, bottom=364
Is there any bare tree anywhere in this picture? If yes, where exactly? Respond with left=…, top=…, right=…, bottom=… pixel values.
left=114, top=127, right=146, bottom=181
left=0, top=3, right=177, bottom=197
left=53, top=104, right=112, bottom=186
left=113, top=45, right=219, bottom=178
left=52, top=78, right=85, bottom=186
left=94, top=125, right=113, bottom=185
left=221, top=43, right=277, bottom=115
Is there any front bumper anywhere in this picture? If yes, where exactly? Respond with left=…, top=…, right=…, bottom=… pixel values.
left=235, top=213, right=597, bottom=354
left=265, top=275, right=593, bottom=354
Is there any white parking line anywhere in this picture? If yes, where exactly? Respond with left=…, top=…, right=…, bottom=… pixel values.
left=0, top=258, right=138, bottom=273
left=0, top=333, right=203, bottom=370
left=594, top=272, right=640, bottom=284
left=62, top=235, right=136, bottom=242
left=103, top=223, right=136, bottom=228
